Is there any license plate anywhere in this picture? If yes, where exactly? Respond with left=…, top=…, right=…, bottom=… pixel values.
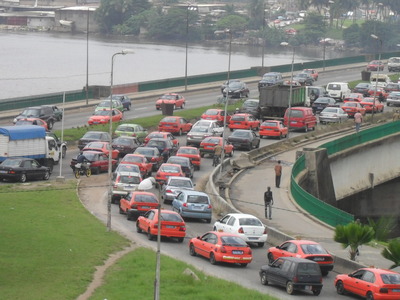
left=234, top=122, right=240, bottom=125
left=393, top=289, right=400, bottom=292
left=165, top=225, right=175, bottom=228
left=0, top=170, right=7, bottom=173
left=192, top=206, right=202, bottom=210
left=232, top=250, right=243, bottom=255
left=141, top=206, right=149, bottom=209
left=314, top=257, right=324, bottom=261
left=291, top=121, right=297, bottom=124
left=248, top=237, right=258, bottom=240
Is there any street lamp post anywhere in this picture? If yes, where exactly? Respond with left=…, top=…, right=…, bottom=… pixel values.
left=371, top=34, right=382, bottom=123
left=261, top=2, right=266, bottom=69
left=280, top=42, right=295, bottom=139
left=185, top=4, right=197, bottom=92
left=107, top=49, right=134, bottom=232
left=323, top=0, right=334, bottom=71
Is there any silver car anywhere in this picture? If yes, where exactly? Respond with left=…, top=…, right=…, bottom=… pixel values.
left=172, top=190, right=212, bottom=223
left=111, top=171, right=142, bottom=204
left=161, top=176, right=194, bottom=204
left=319, top=107, right=349, bottom=124
left=186, top=120, right=224, bottom=147
left=387, top=92, right=400, bottom=106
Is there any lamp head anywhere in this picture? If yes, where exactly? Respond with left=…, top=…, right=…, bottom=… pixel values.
left=121, top=49, right=135, bottom=55
left=280, top=42, right=289, bottom=47
left=370, top=34, right=379, bottom=40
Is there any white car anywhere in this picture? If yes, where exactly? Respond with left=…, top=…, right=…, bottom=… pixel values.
left=161, top=176, right=195, bottom=204
left=212, top=213, right=268, bottom=247
left=319, top=107, right=349, bottom=124
left=111, top=171, right=142, bottom=204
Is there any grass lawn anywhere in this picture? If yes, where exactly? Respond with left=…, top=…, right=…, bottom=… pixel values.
left=89, top=247, right=277, bottom=300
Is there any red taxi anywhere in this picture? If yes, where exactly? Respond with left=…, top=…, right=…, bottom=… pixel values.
left=136, top=209, right=186, bottom=242
left=155, top=163, right=185, bottom=186
left=335, top=267, right=400, bottom=300
left=199, top=136, right=234, bottom=158
left=189, top=231, right=253, bottom=267
left=119, top=191, right=159, bottom=221
left=341, top=101, right=366, bottom=117
left=267, top=239, right=334, bottom=275
left=119, top=154, right=153, bottom=178
left=143, top=131, right=179, bottom=147
left=176, top=146, right=201, bottom=170
left=360, top=97, right=384, bottom=113
left=14, top=118, right=48, bottom=131
left=88, top=109, right=123, bottom=125
left=344, top=93, right=364, bottom=103
left=82, top=141, right=119, bottom=159
left=368, top=87, right=388, bottom=99
left=228, top=113, right=260, bottom=131
left=158, top=116, right=192, bottom=135
left=201, top=108, right=231, bottom=125
left=302, top=68, right=319, bottom=81
left=155, top=93, right=186, bottom=110
left=259, top=120, right=288, bottom=139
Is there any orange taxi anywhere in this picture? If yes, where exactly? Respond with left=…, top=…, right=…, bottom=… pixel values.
left=341, top=101, right=366, bottom=117
left=360, top=97, right=384, bottom=113
left=143, top=131, right=179, bottom=147
left=155, top=163, right=185, bottom=186
left=302, top=68, right=319, bottom=81
left=158, top=116, right=192, bottom=135
left=155, top=93, right=186, bottom=110
left=119, top=191, right=159, bottom=221
left=259, top=120, right=288, bottom=139
left=136, top=209, right=186, bottom=242
left=14, top=118, right=48, bottom=130
left=368, top=87, right=388, bottom=99
left=228, top=113, right=260, bottom=131
left=88, top=108, right=123, bottom=125
left=343, top=93, right=364, bottom=103
left=82, top=141, right=119, bottom=159
left=176, top=146, right=201, bottom=170
left=335, top=268, right=400, bottom=300
left=119, top=154, right=153, bottom=178
left=201, top=108, right=231, bottom=125
left=267, top=239, right=334, bottom=275
left=199, top=136, right=234, bottom=158
left=189, top=231, right=253, bottom=267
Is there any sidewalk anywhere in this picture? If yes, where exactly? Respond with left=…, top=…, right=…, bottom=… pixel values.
left=229, top=137, right=393, bottom=272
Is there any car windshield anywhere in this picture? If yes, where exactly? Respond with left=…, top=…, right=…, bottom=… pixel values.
left=1, top=159, right=23, bottom=167
left=381, top=273, right=400, bottom=284
left=221, top=236, right=248, bottom=247
left=160, top=94, right=178, bottom=100
left=297, top=263, right=321, bottom=275
left=133, top=194, right=158, bottom=203
left=115, top=164, right=140, bottom=173
left=119, top=175, right=140, bottom=184
left=192, top=127, right=208, bottom=133
left=93, top=110, right=111, bottom=116
left=228, top=82, right=243, bottom=89
left=98, top=100, right=114, bottom=107
left=288, top=110, right=304, bottom=117
left=300, top=243, right=328, bottom=254
left=187, top=195, right=209, bottom=204
left=195, top=121, right=213, bottom=127
left=389, top=92, right=400, bottom=97
left=169, top=179, right=192, bottom=188
left=204, top=109, right=218, bottom=115
left=161, top=117, right=177, bottom=123
left=262, top=122, right=277, bottom=127
left=327, top=84, right=341, bottom=90
left=232, top=131, right=250, bottom=137
left=136, top=148, right=157, bottom=156
left=82, top=132, right=103, bottom=139
left=20, top=108, right=40, bottom=117
left=81, top=152, right=97, bottom=161
left=148, top=133, right=164, bottom=139
left=168, top=158, right=187, bottom=166
left=113, top=138, right=133, bottom=145
left=123, top=156, right=143, bottom=163
left=231, top=116, right=245, bottom=121
left=345, top=103, right=357, bottom=107
left=315, top=98, right=329, bottom=104
left=262, top=75, right=276, bottom=80
left=204, top=138, right=220, bottom=144
left=160, top=212, right=183, bottom=222
left=148, top=140, right=166, bottom=148
left=160, top=165, right=180, bottom=172
left=117, top=125, right=135, bottom=132
left=86, top=142, right=105, bottom=148
left=322, top=108, right=338, bottom=113
left=243, top=100, right=258, bottom=107
left=239, top=217, right=263, bottom=226
left=356, top=83, right=369, bottom=88
left=295, top=73, right=307, bottom=78
left=178, top=148, right=197, bottom=155
left=15, top=120, right=36, bottom=125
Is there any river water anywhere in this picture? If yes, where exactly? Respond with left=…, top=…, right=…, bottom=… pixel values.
left=0, top=31, right=353, bottom=100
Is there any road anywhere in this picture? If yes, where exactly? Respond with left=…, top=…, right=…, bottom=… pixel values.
left=4, top=65, right=396, bottom=298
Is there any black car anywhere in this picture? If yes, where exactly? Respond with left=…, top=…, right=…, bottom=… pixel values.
left=78, top=131, right=112, bottom=151
left=353, top=82, right=372, bottom=96
left=0, top=158, right=50, bottom=183
left=258, top=72, right=284, bottom=90
left=134, top=147, right=163, bottom=171
left=222, top=81, right=249, bottom=98
left=146, top=138, right=177, bottom=162
left=293, top=73, right=314, bottom=86
left=384, top=83, right=400, bottom=93
left=112, top=136, right=142, bottom=158
left=108, top=94, right=132, bottom=111
left=220, top=79, right=241, bottom=94
left=13, top=105, right=57, bottom=130
left=311, top=97, right=337, bottom=114
left=227, top=129, right=260, bottom=151
left=167, top=156, right=194, bottom=179
left=239, top=99, right=260, bottom=118
left=259, top=257, right=323, bottom=296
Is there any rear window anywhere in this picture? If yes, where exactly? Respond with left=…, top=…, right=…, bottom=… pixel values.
left=221, top=235, right=248, bottom=247
left=204, top=109, right=218, bottom=115
left=327, top=84, right=341, bottom=90
left=288, top=110, right=304, bottom=118
left=261, top=122, right=277, bottom=127
left=239, top=217, right=263, bottom=226
left=169, top=179, right=192, bottom=188
left=231, top=116, right=245, bottom=121
left=134, top=194, right=158, bottom=203
left=381, top=273, right=400, bottom=284
left=345, top=102, right=357, bottom=107
left=83, top=132, right=103, bottom=139
left=160, top=212, right=183, bottom=222
left=297, top=263, right=321, bottom=275
left=300, top=243, right=328, bottom=254
left=187, top=195, right=209, bottom=204
left=119, top=175, right=141, bottom=184
left=161, top=117, right=177, bottom=123
left=117, top=126, right=134, bottom=132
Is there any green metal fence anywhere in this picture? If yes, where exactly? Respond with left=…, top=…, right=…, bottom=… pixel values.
left=290, top=121, right=400, bottom=227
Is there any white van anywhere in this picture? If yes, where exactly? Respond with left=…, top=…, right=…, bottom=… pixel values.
left=370, top=74, right=391, bottom=88
left=325, top=82, right=352, bottom=101
left=388, top=57, right=400, bottom=72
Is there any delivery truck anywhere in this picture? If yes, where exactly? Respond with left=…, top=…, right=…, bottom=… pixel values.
left=0, top=125, right=61, bottom=172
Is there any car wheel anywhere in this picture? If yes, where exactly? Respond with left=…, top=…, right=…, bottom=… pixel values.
left=267, top=252, right=274, bottom=264
left=127, top=104, right=131, bottom=111
left=47, top=120, right=54, bottom=130
left=206, top=218, right=211, bottom=224
left=200, top=153, right=205, bottom=158
left=247, top=144, right=252, bottom=151
left=286, top=281, right=295, bottom=295
left=119, top=206, right=124, bottom=214
left=322, top=270, right=329, bottom=276
left=20, top=173, right=27, bottom=183
left=173, top=104, right=176, bottom=110
left=229, top=149, right=234, bottom=157
left=260, top=271, right=268, bottom=285
left=366, top=291, right=374, bottom=300
left=62, top=146, right=67, bottom=159
left=136, top=222, right=142, bottom=233
left=177, top=237, right=184, bottom=243
left=94, top=167, right=101, bottom=175
left=181, top=102, right=185, bottom=109
left=209, top=252, right=217, bottom=265
left=257, top=242, right=264, bottom=247
left=156, top=107, right=160, bottom=110
left=189, top=243, right=197, bottom=256
left=239, top=263, right=248, bottom=267
left=178, top=129, right=183, bottom=136
left=256, top=141, right=260, bottom=148
left=304, top=125, right=308, bottom=132
left=312, top=289, right=321, bottom=296
left=43, top=171, right=50, bottom=180
left=147, top=230, right=155, bottom=241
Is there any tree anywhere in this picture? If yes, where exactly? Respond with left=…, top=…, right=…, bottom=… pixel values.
left=343, top=24, right=361, bottom=48
left=368, top=216, right=396, bottom=242
left=299, top=12, right=325, bottom=45
left=334, top=221, right=375, bottom=261
left=247, top=0, right=265, bottom=30
left=382, top=239, right=400, bottom=269
left=216, top=15, right=248, bottom=33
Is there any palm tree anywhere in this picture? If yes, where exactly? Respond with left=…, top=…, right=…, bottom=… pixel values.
left=334, top=221, right=375, bottom=261
left=382, top=239, right=400, bottom=269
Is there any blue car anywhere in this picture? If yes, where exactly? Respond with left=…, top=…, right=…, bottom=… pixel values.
left=172, top=190, right=212, bottom=223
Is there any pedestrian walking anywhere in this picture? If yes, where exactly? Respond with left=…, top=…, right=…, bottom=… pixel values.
left=354, top=111, right=363, bottom=133
left=393, top=110, right=400, bottom=121
left=274, top=160, right=282, bottom=188
left=264, top=186, right=273, bottom=220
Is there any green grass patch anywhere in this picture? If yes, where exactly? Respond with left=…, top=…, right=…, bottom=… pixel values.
left=89, top=247, right=277, bottom=300
left=0, top=181, right=129, bottom=300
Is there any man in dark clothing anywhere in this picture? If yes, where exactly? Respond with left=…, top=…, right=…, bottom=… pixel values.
left=76, top=152, right=87, bottom=164
left=274, top=160, right=282, bottom=188
left=264, top=186, right=273, bottom=220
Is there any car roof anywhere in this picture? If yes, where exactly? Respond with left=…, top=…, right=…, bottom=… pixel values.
left=224, top=213, right=260, bottom=219
left=278, top=257, right=319, bottom=263
left=116, top=171, right=141, bottom=177
left=179, top=190, right=208, bottom=196
left=167, top=176, right=192, bottom=181
left=286, top=239, right=319, bottom=244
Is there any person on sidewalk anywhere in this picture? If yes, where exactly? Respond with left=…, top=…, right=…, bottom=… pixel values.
left=213, top=143, right=223, bottom=167
left=393, top=110, right=400, bottom=121
left=274, top=160, right=282, bottom=188
left=264, top=186, right=273, bottom=220
left=354, top=111, right=363, bottom=133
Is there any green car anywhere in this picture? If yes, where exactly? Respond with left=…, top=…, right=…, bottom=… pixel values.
left=114, top=123, right=148, bottom=142
left=95, top=99, right=124, bottom=112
